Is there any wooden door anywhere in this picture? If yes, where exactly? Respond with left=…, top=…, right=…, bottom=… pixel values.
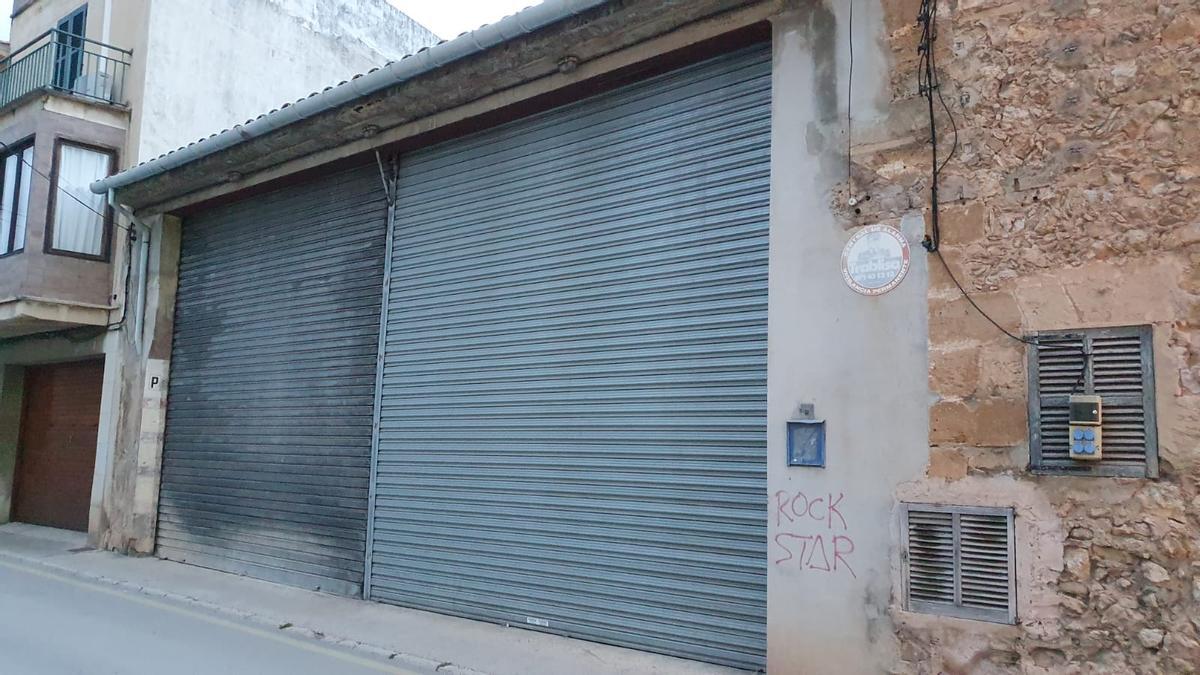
left=13, top=360, right=104, bottom=532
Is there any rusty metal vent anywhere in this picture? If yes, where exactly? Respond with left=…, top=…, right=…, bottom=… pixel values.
left=902, top=504, right=1016, bottom=624
left=1028, top=325, right=1158, bottom=477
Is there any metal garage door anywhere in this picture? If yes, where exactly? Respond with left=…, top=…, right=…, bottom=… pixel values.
left=159, top=162, right=387, bottom=595
left=369, top=45, right=770, bottom=669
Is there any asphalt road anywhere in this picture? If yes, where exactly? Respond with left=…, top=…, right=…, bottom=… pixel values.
left=0, top=557, right=418, bottom=675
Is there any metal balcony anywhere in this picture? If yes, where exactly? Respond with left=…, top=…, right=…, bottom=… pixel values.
left=0, top=29, right=131, bottom=110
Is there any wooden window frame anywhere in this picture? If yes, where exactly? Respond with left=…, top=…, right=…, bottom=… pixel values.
left=901, top=503, right=1017, bottom=625
left=1027, top=325, right=1158, bottom=478
left=44, top=138, right=118, bottom=262
left=0, top=136, right=35, bottom=259
left=53, top=5, right=91, bottom=92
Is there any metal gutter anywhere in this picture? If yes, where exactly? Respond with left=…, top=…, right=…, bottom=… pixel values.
left=90, top=0, right=610, bottom=195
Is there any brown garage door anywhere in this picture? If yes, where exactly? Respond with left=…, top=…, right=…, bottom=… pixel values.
left=14, top=359, right=104, bottom=532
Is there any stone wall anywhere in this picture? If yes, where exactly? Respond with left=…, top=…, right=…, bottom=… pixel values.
left=852, top=0, right=1200, bottom=671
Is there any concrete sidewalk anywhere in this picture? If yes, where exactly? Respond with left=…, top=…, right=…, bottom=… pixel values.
left=0, top=524, right=745, bottom=675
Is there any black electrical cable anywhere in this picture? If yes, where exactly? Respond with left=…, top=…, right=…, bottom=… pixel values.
left=918, top=0, right=1026, bottom=340
left=934, top=81, right=959, bottom=176
left=924, top=0, right=958, bottom=178
left=104, top=225, right=135, bottom=331
left=936, top=232, right=1092, bottom=394
left=918, top=0, right=941, bottom=253
left=933, top=252, right=1033, bottom=346
left=847, top=0, right=855, bottom=184
left=915, top=0, right=1089, bottom=393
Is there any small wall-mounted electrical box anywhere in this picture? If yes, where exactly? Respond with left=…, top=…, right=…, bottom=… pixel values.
left=787, top=419, right=826, bottom=467
left=1068, top=394, right=1102, bottom=461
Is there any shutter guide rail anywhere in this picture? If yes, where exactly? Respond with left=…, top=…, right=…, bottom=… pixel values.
left=364, top=153, right=399, bottom=600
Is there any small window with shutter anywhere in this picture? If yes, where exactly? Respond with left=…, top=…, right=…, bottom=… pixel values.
left=902, top=504, right=1016, bottom=624
left=1027, top=325, right=1158, bottom=477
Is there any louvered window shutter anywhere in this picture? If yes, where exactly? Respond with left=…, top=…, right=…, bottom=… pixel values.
left=1028, top=325, right=1158, bottom=477
left=958, top=513, right=1013, bottom=615
left=903, top=505, right=1016, bottom=624
left=905, top=510, right=954, bottom=606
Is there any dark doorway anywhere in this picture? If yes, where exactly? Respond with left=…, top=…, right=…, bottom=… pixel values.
left=53, top=5, right=88, bottom=91
left=13, top=359, right=104, bottom=532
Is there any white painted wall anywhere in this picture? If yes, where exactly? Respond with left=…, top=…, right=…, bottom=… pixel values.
left=9, top=0, right=98, bottom=48
left=133, top=0, right=438, bottom=161
left=765, top=5, right=931, bottom=673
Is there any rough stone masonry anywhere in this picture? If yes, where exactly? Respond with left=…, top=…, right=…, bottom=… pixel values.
left=847, top=0, right=1199, bottom=672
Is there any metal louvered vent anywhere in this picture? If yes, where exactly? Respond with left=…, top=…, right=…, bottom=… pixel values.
left=1028, top=325, right=1158, bottom=477
left=903, top=505, right=1016, bottom=624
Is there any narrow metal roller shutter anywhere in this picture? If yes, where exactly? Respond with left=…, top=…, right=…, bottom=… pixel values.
left=159, top=162, right=387, bottom=595
left=369, top=45, right=770, bottom=669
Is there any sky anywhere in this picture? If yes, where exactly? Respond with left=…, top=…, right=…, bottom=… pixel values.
left=0, top=1, right=537, bottom=44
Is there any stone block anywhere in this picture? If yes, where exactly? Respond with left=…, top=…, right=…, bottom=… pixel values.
left=929, top=348, right=979, bottom=397
left=977, top=342, right=1027, bottom=398
left=1060, top=581, right=1090, bottom=597
left=1137, top=628, right=1165, bottom=650
left=973, top=398, right=1028, bottom=446
left=1162, top=14, right=1199, bottom=45
left=1063, top=546, right=1092, bottom=580
left=930, top=401, right=972, bottom=444
left=1060, top=260, right=1177, bottom=325
left=1069, top=527, right=1094, bottom=541
left=929, top=290, right=1023, bottom=345
left=928, top=447, right=968, bottom=480
left=1014, top=280, right=1080, bottom=331
left=962, top=445, right=1023, bottom=472
left=938, top=203, right=988, bottom=246
left=1143, top=561, right=1171, bottom=584
left=927, top=247, right=967, bottom=293
left=929, top=397, right=1026, bottom=448
left=881, top=0, right=923, bottom=34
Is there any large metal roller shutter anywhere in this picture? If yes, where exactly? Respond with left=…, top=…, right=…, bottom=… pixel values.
left=369, top=45, right=771, bottom=669
left=159, top=162, right=387, bottom=596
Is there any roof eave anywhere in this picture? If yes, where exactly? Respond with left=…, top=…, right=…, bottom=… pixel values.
left=101, top=0, right=774, bottom=212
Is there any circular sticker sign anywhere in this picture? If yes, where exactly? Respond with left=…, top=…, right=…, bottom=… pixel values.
left=841, top=224, right=911, bottom=296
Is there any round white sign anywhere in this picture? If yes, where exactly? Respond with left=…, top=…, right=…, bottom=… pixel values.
left=841, top=224, right=911, bottom=296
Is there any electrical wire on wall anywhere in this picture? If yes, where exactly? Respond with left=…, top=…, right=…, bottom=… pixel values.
left=915, top=0, right=1091, bottom=391
left=917, top=2, right=1025, bottom=339
left=846, top=0, right=855, bottom=188
left=104, top=224, right=136, bottom=332
left=917, top=0, right=954, bottom=254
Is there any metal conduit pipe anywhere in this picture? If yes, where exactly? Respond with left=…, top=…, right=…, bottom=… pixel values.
left=91, top=0, right=610, bottom=195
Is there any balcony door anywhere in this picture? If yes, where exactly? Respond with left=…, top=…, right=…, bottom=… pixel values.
left=53, top=6, right=87, bottom=91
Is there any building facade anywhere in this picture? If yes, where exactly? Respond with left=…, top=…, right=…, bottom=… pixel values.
left=29, top=0, right=1200, bottom=672
left=0, top=0, right=435, bottom=544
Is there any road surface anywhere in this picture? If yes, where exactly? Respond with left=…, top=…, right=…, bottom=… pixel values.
left=0, top=557, right=418, bottom=675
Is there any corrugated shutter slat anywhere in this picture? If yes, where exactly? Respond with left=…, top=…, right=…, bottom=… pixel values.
left=159, top=162, right=386, bottom=595
left=368, top=46, right=770, bottom=670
